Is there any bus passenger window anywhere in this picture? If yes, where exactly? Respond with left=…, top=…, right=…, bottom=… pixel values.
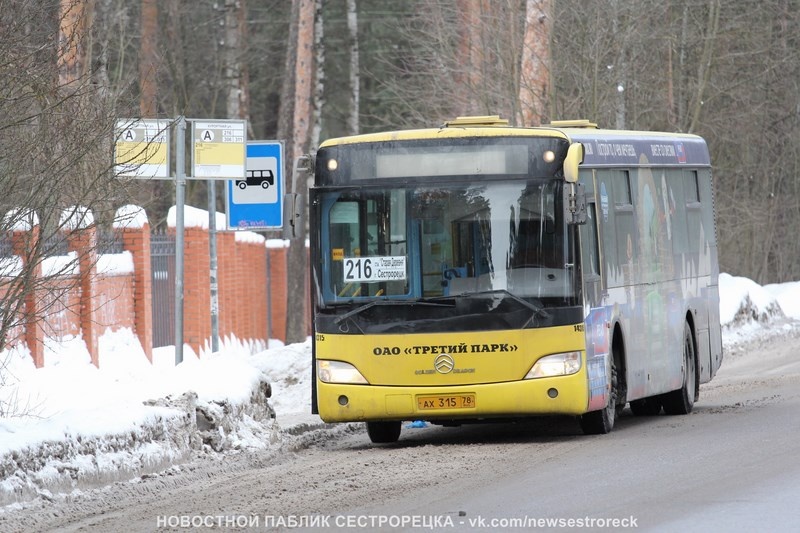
left=582, top=204, right=600, bottom=277
left=685, top=170, right=700, bottom=203
left=685, top=170, right=702, bottom=252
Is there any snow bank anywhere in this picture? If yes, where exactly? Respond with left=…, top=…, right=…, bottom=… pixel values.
left=718, top=273, right=783, bottom=327
left=763, top=280, right=800, bottom=320
left=249, top=340, right=313, bottom=416
left=0, top=330, right=280, bottom=507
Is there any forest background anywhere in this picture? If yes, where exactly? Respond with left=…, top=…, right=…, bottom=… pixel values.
left=1, top=0, right=798, bottom=345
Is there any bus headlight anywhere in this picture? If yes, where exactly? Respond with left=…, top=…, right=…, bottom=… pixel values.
left=525, top=351, right=582, bottom=379
left=317, top=360, right=369, bottom=384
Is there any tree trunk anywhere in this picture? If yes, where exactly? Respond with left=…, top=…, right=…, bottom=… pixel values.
left=518, top=0, right=551, bottom=126
left=58, top=0, right=93, bottom=88
left=237, top=1, right=252, bottom=135
left=277, top=0, right=300, bottom=163
left=677, top=3, right=688, bottom=130
left=310, top=0, right=325, bottom=150
left=165, top=0, right=187, bottom=116
left=688, top=0, right=720, bottom=133
left=454, top=0, right=483, bottom=116
left=611, top=0, right=626, bottom=129
left=284, top=0, right=316, bottom=344
left=292, top=0, right=315, bottom=155
left=224, top=0, right=249, bottom=122
left=139, top=0, right=158, bottom=117
left=346, top=0, right=360, bottom=135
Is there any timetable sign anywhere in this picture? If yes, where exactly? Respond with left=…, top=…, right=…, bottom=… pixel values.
left=192, top=119, right=247, bottom=179
left=114, top=119, right=170, bottom=179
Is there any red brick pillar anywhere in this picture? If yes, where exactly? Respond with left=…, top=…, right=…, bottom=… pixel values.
left=183, top=226, right=210, bottom=355
left=120, top=223, right=153, bottom=362
left=241, top=240, right=254, bottom=342
left=68, top=225, right=99, bottom=367
left=228, top=232, right=240, bottom=342
left=231, top=241, right=245, bottom=342
left=251, top=241, right=267, bottom=343
left=216, top=231, right=234, bottom=342
left=12, top=226, right=44, bottom=368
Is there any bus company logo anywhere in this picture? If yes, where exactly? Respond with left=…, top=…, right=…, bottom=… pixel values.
left=434, top=354, right=455, bottom=374
left=676, top=142, right=687, bottom=163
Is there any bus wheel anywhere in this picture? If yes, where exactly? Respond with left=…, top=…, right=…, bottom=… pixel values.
left=366, top=421, right=401, bottom=443
left=662, top=323, right=697, bottom=415
left=630, top=397, right=662, bottom=416
left=579, top=354, right=618, bottom=435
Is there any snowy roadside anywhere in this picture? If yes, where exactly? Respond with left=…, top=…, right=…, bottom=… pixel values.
left=0, top=336, right=320, bottom=509
left=1, top=273, right=800, bottom=511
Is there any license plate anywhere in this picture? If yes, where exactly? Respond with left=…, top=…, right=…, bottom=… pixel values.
left=416, top=394, right=476, bottom=410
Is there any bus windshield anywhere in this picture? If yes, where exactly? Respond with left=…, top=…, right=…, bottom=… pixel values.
left=315, top=179, right=580, bottom=332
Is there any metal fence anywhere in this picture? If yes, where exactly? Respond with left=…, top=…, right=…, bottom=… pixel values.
left=151, top=232, right=176, bottom=348
left=0, top=230, right=125, bottom=259
left=97, top=230, right=124, bottom=254
left=42, top=233, right=69, bottom=256
left=0, top=233, right=12, bottom=258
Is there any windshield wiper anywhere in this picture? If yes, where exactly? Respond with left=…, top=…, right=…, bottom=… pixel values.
left=457, top=289, right=551, bottom=326
left=334, top=298, right=455, bottom=326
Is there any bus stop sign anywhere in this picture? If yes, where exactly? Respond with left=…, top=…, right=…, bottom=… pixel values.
left=226, top=141, right=284, bottom=230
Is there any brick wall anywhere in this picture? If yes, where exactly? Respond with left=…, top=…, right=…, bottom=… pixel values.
left=37, top=276, right=82, bottom=341
left=180, top=229, right=293, bottom=354
left=6, top=205, right=305, bottom=368
left=94, top=274, right=135, bottom=331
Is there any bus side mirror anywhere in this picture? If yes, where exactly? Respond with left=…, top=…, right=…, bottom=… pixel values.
left=564, top=142, right=584, bottom=184
left=296, top=153, right=314, bottom=173
left=282, top=154, right=314, bottom=239
left=283, top=193, right=304, bottom=239
left=565, top=182, right=587, bottom=225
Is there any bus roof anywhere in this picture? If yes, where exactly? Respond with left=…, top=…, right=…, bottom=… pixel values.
left=318, top=118, right=711, bottom=168
left=318, top=125, right=570, bottom=147
left=556, top=127, right=710, bottom=168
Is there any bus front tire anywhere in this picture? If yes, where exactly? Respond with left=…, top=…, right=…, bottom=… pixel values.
left=579, top=354, right=619, bottom=435
left=366, top=421, right=401, bottom=443
left=662, top=323, right=697, bottom=415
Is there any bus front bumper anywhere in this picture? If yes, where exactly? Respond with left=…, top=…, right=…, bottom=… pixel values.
left=317, top=372, right=590, bottom=423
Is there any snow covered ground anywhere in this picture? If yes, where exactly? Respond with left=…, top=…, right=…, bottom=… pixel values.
left=1, top=273, right=799, bottom=510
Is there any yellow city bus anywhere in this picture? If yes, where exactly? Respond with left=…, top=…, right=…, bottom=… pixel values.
left=306, top=116, right=722, bottom=443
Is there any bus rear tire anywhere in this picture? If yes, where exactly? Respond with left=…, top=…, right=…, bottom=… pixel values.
left=366, top=421, right=401, bottom=443
left=662, top=323, right=697, bottom=415
left=630, top=397, right=662, bottom=416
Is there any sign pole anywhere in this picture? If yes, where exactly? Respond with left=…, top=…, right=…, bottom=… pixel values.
left=174, top=116, right=186, bottom=365
left=208, top=181, right=220, bottom=353
left=266, top=245, right=272, bottom=345
left=192, top=119, right=246, bottom=356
